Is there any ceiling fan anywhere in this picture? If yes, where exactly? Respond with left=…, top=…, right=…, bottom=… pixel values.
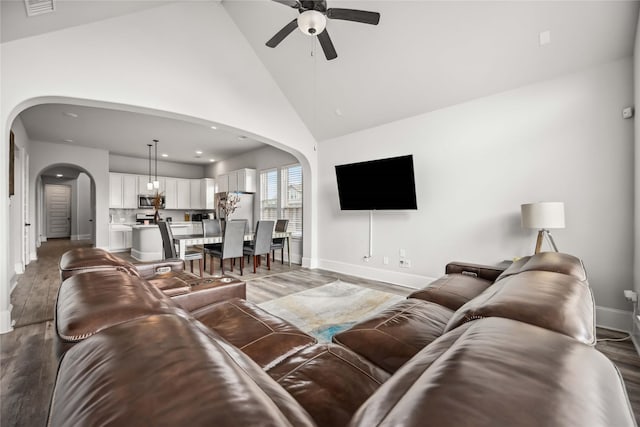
left=266, top=0, right=380, bottom=61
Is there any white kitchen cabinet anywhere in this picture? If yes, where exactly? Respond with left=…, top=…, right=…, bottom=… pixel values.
left=190, top=179, right=202, bottom=210
left=138, top=175, right=151, bottom=195
left=110, top=173, right=139, bottom=208
left=176, top=179, right=190, bottom=209
left=217, top=174, right=229, bottom=193
left=217, top=169, right=256, bottom=193
left=164, top=178, right=178, bottom=209
left=202, top=178, right=216, bottom=209
left=122, top=174, right=138, bottom=209
left=109, top=173, right=124, bottom=208
left=109, top=224, right=132, bottom=252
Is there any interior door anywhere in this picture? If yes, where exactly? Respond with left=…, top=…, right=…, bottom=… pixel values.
left=45, top=184, right=71, bottom=238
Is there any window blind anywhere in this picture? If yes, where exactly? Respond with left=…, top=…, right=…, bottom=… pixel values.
left=281, top=165, right=303, bottom=237
left=260, top=169, right=278, bottom=222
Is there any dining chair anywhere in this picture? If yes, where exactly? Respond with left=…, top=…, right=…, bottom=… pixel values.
left=270, top=219, right=289, bottom=264
left=206, top=219, right=246, bottom=275
left=244, top=220, right=275, bottom=274
left=157, top=221, right=203, bottom=277
left=201, top=219, right=222, bottom=271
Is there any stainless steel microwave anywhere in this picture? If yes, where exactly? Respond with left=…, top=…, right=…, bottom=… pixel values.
left=138, top=194, right=165, bottom=209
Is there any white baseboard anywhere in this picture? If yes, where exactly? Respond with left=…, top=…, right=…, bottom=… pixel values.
left=9, top=274, right=18, bottom=293
left=30, top=252, right=38, bottom=261
left=317, top=258, right=436, bottom=289
left=71, top=234, right=92, bottom=241
left=0, top=306, right=14, bottom=334
left=302, top=257, right=317, bottom=269
left=14, top=262, right=24, bottom=275
left=595, top=306, right=633, bottom=332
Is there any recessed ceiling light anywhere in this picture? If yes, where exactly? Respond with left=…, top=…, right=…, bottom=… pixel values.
left=63, top=112, right=78, bottom=118
left=195, top=150, right=203, bottom=155
left=209, top=158, right=215, bottom=162
left=210, top=125, right=217, bottom=130
left=63, top=139, right=73, bottom=143
left=56, top=174, right=63, bottom=178
left=238, top=136, right=247, bottom=140
left=161, top=153, right=168, bottom=158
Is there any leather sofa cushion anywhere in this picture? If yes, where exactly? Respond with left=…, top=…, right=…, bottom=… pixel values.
left=59, top=247, right=138, bottom=280
left=496, top=252, right=587, bottom=282
left=56, top=271, right=178, bottom=344
left=148, top=276, right=191, bottom=297
left=267, top=343, right=390, bottom=427
left=349, top=317, right=635, bottom=427
left=445, top=270, right=596, bottom=344
left=192, top=298, right=316, bottom=369
left=49, top=314, right=316, bottom=427
left=408, top=274, right=493, bottom=311
left=333, top=299, right=454, bottom=373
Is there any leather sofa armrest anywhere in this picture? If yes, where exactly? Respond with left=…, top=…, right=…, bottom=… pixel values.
left=445, top=261, right=506, bottom=283
left=172, top=280, right=246, bottom=312
left=134, top=259, right=185, bottom=279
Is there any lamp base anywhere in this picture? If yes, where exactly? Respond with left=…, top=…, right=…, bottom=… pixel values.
left=534, top=229, right=559, bottom=254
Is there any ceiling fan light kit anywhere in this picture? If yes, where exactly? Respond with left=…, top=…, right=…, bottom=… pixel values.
left=297, top=10, right=326, bottom=35
left=266, top=0, right=380, bottom=61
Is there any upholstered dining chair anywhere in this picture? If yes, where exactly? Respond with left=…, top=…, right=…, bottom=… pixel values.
left=244, top=220, right=275, bottom=274
left=201, top=219, right=222, bottom=271
left=157, top=221, right=203, bottom=277
left=270, top=219, right=289, bottom=264
left=206, top=219, right=246, bottom=275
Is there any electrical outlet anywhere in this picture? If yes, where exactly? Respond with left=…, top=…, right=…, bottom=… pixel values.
left=624, top=290, right=637, bottom=302
left=383, top=256, right=389, bottom=265
left=399, top=258, right=411, bottom=268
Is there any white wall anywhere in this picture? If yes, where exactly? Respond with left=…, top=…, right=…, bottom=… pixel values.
left=76, top=173, right=92, bottom=240
left=207, top=145, right=298, bottom=178
left=109, top=154, right=205, bottom=179
left=319, top=58, right=634, bottom=320
left=0, top=2, right=319, bottom=332
left=633, top=7, right=640, bottom=348
left=29, top=141, right=109, bottom=256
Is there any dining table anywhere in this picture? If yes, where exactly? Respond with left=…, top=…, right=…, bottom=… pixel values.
left=173, top=231, right=292, bottom=267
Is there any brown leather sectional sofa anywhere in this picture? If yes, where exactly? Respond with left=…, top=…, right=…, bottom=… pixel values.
left=49, top=249, right=636, bottom=426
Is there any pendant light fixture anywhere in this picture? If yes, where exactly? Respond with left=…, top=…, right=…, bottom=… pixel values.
left=146, top=143, right=153, bottom=191
left=153, top=139, right=159, bottom=189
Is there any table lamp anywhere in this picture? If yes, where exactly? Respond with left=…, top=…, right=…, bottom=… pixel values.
left=521, top=202, right=565, bottom=254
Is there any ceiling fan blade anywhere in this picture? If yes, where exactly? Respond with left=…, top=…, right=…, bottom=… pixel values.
left=326, top=8, right=380, bottom=25
left=272, top=0, right=301, bottom=9
left=266, top=19, right=299, bottom=48
left=317, top=29, right=337, bottom=60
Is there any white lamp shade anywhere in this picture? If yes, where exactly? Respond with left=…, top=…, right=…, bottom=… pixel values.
left=153, top=180, right=160, bottom=189
left=297, top=10, right=327, bottom=36
left=521, top=202, right=565, bottom=229
left=146, top=181, right=153, bottom=191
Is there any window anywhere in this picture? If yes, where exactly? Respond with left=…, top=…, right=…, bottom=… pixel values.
left=281, top=165, right=303, bottom=237
left=260, top=169, right=278, bottom=222
left=259, top=164, right=303, bottom=238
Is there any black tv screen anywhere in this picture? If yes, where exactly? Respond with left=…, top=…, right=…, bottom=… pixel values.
left=335, top=155, right=418, bottom=210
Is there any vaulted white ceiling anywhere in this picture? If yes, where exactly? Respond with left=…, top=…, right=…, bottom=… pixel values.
left=2, top=0, right=638, bottom=162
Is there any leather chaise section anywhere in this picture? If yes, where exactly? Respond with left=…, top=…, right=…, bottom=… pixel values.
left=59, top=247, right=139, bottom=280
left=333, top=299, right=454, bottom=373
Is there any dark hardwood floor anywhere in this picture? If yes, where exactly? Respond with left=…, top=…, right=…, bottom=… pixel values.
left=1, top=240, right=639, bottom=426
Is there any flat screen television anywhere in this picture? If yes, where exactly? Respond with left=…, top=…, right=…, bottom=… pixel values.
left=335, top=155, right=418, bottom=210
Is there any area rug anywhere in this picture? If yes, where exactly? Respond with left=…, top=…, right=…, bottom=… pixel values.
left=258, top=280, right=404, bottom=342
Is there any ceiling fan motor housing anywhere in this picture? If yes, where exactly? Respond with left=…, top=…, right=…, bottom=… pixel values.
left=297, top=10, right=327, bottom=35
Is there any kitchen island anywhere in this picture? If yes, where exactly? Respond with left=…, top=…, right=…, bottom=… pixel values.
left=130, top=222, right=202, bottom=261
